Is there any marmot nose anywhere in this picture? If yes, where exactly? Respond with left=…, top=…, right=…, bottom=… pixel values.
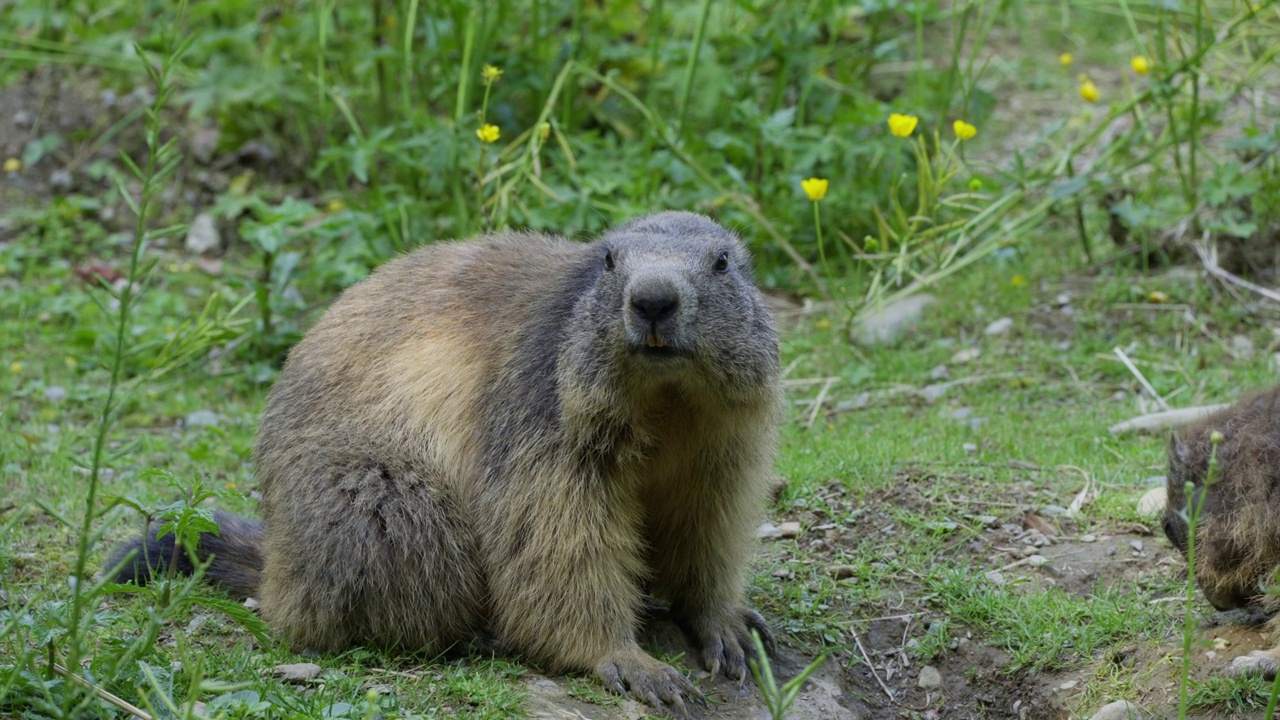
left=630, top=288, right=680, bottom=323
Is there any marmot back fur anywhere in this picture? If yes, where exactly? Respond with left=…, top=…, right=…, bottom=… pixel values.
left=110, top=212, right=783, bottom=710
left=1164, top=384, right=1280, bottom=676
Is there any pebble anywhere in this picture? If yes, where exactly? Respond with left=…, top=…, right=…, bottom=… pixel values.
left=271, top=663, right=323, bottom=683
left=1080, top=534, right=1097, bottom=543
left=757, top=523, right=781, bottom=539
left=185, top=410, right=222, bottom=428
left=1135, top=487, right=1167, bottom=518
left=852, top=294, right=936, bottom=345
left=777, top=521, right=801, bottom=538
left=49, top=169, right=74, bottom=191
left=984, top=317, right=1014, bottom=336
left=43, top=385, right=67, bottom=402
left=951, top=407, right=973, bottom=420
left=916, top=665, right=942, bottom=689
left=921, top=384, right=948, bottom=403
left=985, top=570, right=1005, bottom=585
left=1039, top=505, right=1068, bottom=516
left=930, top=365, right=950, bottom=381
left=1028, top=555, right=1048, bottom=567
left=1088, top=699, right=1142, bottom=720
left=1128, top=540, right=1144, bottom=552
left=828, top=564, right=857, bottom=580
left=962, top=443, right=977, bottom=455
left=184, top=213, right=223, bottom=256
left=13, top=109, right=35, bottom=128
left=951, top=348, right=981, bottom=364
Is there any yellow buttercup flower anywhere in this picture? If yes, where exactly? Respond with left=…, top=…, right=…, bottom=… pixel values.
left=326, top=199, right=347, bottom=213
left=1148, top=290, right=1169, bottom=304
left=3, top=158, right=19, bottom=173
left=887, top=113, right=919, bottom=138
left=1059, top=53, right=1073, bottom=68
left=1010, top=275, right=1027, bottom=287
left=1131, top=56, right=1150, bottom=75
left=1079, top=79, right=1100, bottom=103
left=8, top=361, right=20, bottom=374
left=482, top=64, right=503, bottom=84
left=801, top=177, right=829, bottom=202
left=476, top=124, right=500, bottom=143
left=953, top=120, right=977, bottom=141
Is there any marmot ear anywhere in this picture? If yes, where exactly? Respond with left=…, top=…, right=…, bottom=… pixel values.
left=1169, top=433, right=1191, bottom=466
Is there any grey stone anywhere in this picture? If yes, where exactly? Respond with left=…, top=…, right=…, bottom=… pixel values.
left=984, top=317, right=1014, bottom=336
left=185, top=410, right=222, bottom=428
left=43, top=385, right=66, bottom=402
left=757, top=523, right=782, bottom=540
left=852, top=294, right=936, bottom=345
left=1089, top=700, right=1142, bottom=720
left=917, top=665, right=942, bottom=689
left=184, top=213, right=223, bottom=256
left=271, top=663, right=323, bottom=683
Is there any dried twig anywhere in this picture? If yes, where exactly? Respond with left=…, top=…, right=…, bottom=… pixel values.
left=51, top=663, right=153, bottom=720
left=806, top=377, right=836, bottom=429
left=1112, top=346, right=1170, bottom=411
left=1193, top=236, right=1280, bottom=305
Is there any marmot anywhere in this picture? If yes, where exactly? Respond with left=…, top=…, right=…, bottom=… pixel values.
left=1164, top=384, right=1280, bottom=676
left=109, top=211, right=783, bottom=711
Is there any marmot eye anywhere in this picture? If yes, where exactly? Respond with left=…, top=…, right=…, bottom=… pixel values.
left=604, top=250, right=615, bottom=271
left=713, top=251, right=730, bottom=274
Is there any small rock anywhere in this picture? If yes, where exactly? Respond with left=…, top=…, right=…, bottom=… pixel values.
left=951, top=347, right=981, bottom=364
left=1080, top=534, right=1097, bottom=543
left=1088, top=699, right=1142, bottom=720
left=1231, top=334, right=1255, bottom=360
left=829, top=564, right=857, bottom=580
left=930, top=364, right=950, bottom=381
left=185, top=410, right=222, bottom=428
left=778, top=521, right=802, bottom=539
left=1028, top=555, right=1048, bottom=567
left=852, top=294, right=937, bottom=346
left=244, top=597, right=261, bottom=610
left=1135, top=487, right=1166, bottom=518
left=13, top=109, right=35, bottom=128
left=49, top=169, right=74, bottom=191
left=1039, top=505, right=1069, bottom=516
left=962, top=443, right=977, bottom=455
left=43, top=386, right=67, bottom=402
left=921, top=384, right=949, bottom=403
left=984, top=570, right=1005, bottom=585
left=757, top=523, right=782, bottom=540
left=951, top=407, right=973, bottom=421
left=974, top=515, right=999, bottom=527
left=1128, top=540, right=1144, bottom=552
left=191, top=126, right=222, bottom=165
left=1055, top=293, right=1072, bottom=307
left=917, top=665, right=942, bottom=689
left=271, top=663, right=323, bottom=683
left=1058, top=679, right=1078, bottom=690
left=984, top=317, right=1014, bottom=336
left=184, top=213, right=223, bottom=256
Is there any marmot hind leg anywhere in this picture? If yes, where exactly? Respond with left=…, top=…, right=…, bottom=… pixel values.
left=259, top=462, right=486, bottom=654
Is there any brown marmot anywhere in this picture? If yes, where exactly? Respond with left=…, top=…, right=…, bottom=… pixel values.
left=1164, top=384, right=1280, bottom=676
left=109, top=211, right=783, bottom=711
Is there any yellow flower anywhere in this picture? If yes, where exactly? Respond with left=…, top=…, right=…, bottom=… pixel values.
left=953, top=120, right=977, bottom=141
left=1010, top=275, right=1027, bottom=287
left=1079, top=79, right=1100, bottom=103
left=1059, top=53, right=1073, bottom=68
left=326, top=199, right=347, bottom=213
left=815, top=318, right=831, bottom=329
left=3, top=158, right=19, bottom=173
left=481, top=64, right=503, bottom=84
left=8, top=361, right=20, bottom=374
left=1131, top=55, right=1150, bottom=75
left=1148, top=290, right=1169, bottom=304
left=476, top=124, right=500, bottom=143
left=887, top=113, right=919, bottom=138
left=801, top=177, right=829, bottom=202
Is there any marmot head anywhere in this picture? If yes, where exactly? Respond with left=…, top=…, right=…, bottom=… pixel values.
left=566, top=212, right=779, bottom=400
